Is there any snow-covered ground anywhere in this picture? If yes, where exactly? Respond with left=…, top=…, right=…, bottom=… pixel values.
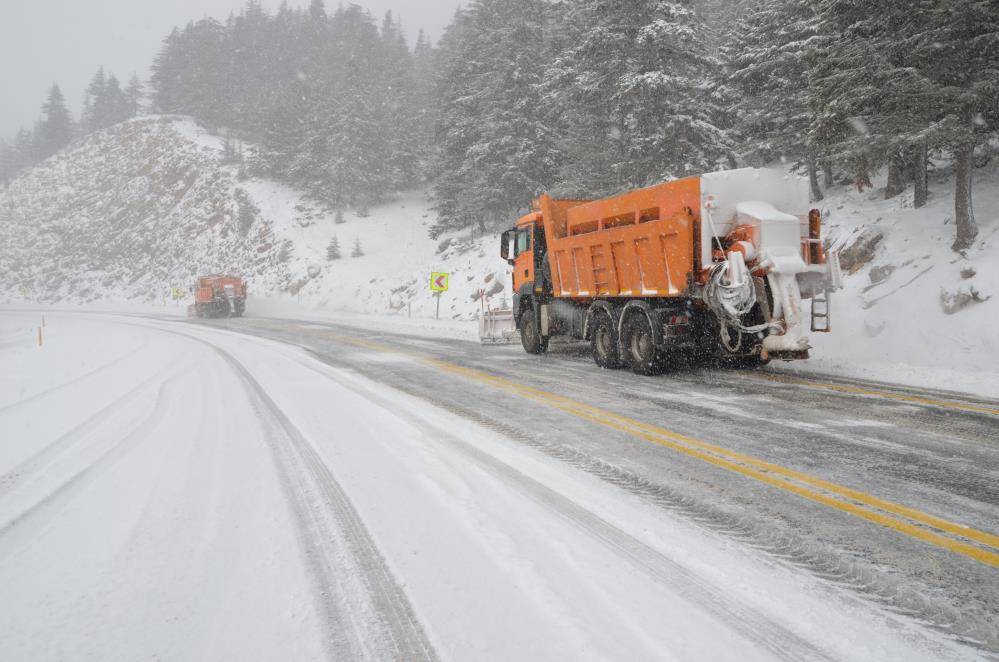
left=0, top=311, right=980, bottom=661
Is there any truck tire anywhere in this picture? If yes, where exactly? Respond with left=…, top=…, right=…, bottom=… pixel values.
left=590, top=311, right=621, bottom=369
left=624, top=314, right=664, bottom=375
left=520, top=309, right=549, bottom=355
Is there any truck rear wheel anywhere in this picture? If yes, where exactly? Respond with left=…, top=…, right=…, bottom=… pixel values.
left=520, top=310, right=549, bottom=355
left=590, top=312, right=621, bottom=369
left=624, top=314, right=664, bottom=375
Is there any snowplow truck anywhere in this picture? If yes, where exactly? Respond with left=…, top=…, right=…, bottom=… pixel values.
left=191, top=275, right=246, bottom=318
left=499, top=168, right=842, bottom=373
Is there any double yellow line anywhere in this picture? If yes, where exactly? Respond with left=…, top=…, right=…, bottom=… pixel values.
left=305, top=326, right=999, bottom=568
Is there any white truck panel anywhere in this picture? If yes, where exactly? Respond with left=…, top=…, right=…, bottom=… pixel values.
left=699, top=168, right=810, bottom=268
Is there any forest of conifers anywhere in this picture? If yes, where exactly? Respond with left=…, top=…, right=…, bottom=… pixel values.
left=1, top=0, right=996, bottom=249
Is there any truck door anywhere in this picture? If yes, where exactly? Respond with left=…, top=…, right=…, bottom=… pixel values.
left=513, top=224, right=534, bottom=293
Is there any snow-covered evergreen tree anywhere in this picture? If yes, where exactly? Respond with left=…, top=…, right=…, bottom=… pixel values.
left=326, top=234, right=342, bottom=260
left=724, top=0, right=826, bottom=199
left=432, top=0, right=559, bottom=237
left=815, top=0, right=999, bottom=248
left=546, top=0, right=728, bottom=198
left=351, top=236, right=364, bottom=257
left=35, top=85, right=74, bottom=160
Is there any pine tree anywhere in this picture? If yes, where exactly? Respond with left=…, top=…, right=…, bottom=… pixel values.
left=351, top=236, right=364, bottom=257
left=815, top=0, right=999, bottom=249
left=334, top=209, right=345, bottom=224
left=724, top=0, right=826, bottom=199
left=11, top=128, right=36, bottom=172
left=82, top=67, right=107, bottom=132
left=326, top=234, right=341, bottom=260
left=0, top=138, right=13, bottom=185
left=125, top=74, right=144, bottom=117
left=432, top=1, right=560, bottom=237
left=150, top=28, right=184, bottom=113
left=36, top=84, right=74, bottom=159
left=235, top=188, right=257, bottom=235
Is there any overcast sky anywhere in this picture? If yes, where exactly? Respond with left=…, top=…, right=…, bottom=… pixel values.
left=0, top=0, right=459, bottom=139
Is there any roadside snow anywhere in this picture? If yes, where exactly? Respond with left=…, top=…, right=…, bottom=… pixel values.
left=776, top=162, right=999, bottom=397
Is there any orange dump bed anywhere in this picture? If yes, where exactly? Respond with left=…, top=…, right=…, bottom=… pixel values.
left=195, top=275, right=246, bottom=303
left=539, top=176, right=700, bottom=299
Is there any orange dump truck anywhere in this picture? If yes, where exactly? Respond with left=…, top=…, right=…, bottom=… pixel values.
left=498, top=168, right=842, bottom=373
left=189, top=275, right=247, bottom=318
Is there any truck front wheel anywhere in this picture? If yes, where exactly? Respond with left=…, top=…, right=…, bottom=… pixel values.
left=624, top=314, right=664, bottom=375
left=520, top=309, right=549, bottom=355
left=590, top=312, right=621, bottom=369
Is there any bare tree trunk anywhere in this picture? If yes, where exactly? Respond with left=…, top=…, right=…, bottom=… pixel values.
left=822, top=159, right=833, bottom=189
left=807, top=152, right=823, bottom=201
left=952, top=141, right=978, bottom=251
left=854, top=156, right=872, bottom=192
left=912, top=141, right=928, bottom=209
left=884, top=151, right=905, bottom=199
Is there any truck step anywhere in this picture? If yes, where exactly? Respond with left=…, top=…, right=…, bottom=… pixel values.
left=811, top=291, right=831, bottom=332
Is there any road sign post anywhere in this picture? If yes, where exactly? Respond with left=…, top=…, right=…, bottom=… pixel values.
left=430, top=272, right=449, bottom=320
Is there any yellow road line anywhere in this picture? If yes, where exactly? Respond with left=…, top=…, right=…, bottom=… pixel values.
left=307, top=326, right=999, bottom=568
left=750, top=372, right=999, bottom=417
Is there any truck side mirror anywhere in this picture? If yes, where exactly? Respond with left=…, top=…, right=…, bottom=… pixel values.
left=500, top=230, right=513, bottom=264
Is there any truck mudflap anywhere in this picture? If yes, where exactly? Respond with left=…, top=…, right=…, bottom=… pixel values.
left=479, top=309, right=518, bottom=343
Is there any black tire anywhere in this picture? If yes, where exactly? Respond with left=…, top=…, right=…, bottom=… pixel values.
left=520, top=308, right=549, bottom=355
left=590, top=311, right=621, bottom=369
left=624, top=313, right=664, bottom=375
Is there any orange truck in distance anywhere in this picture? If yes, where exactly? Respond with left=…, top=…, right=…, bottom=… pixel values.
left=498, top=168, right=842, bottom=373
left=188, top=274, right=247, bottom=318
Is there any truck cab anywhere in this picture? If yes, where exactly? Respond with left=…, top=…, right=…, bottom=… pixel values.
left=501, top=213, right=546, bottom=309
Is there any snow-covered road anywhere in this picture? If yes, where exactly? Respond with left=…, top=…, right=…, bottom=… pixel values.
left=0, top=312, right=985, bottom=660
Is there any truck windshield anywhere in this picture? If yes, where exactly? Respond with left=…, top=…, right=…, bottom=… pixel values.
left=514, top=227, right=532, bottom=257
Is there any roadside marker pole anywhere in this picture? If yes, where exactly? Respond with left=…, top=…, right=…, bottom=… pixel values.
left=435, top=292, right=440, bottom=320
left=37, top=326, right=43, bottom=347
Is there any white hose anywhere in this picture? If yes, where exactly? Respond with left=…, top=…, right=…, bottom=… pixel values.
left=703, top=260, right=781, bottom=349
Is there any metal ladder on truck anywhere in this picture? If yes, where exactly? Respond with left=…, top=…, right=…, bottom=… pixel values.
left=811, top=289, right=831, bottom=332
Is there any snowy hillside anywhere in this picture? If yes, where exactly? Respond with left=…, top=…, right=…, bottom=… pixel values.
left=0, top=116, right=510, bottom=320
left=0, top=117, right=289, bottom=302
left=791, top=161, right=999, bottom=392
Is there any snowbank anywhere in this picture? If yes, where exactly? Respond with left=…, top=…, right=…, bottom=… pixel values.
left=775, top=161, right=999, bottom=397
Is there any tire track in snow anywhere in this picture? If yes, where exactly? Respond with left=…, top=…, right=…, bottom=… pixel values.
left=291, top=354, right=832, bottom=662
left=0, top=376, right=176, bottom=556
left=0, top=364, right=180, bottom=498
left=0, top=337, right=149, bottom=414
left=141, top=326, right=438, bottom=662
